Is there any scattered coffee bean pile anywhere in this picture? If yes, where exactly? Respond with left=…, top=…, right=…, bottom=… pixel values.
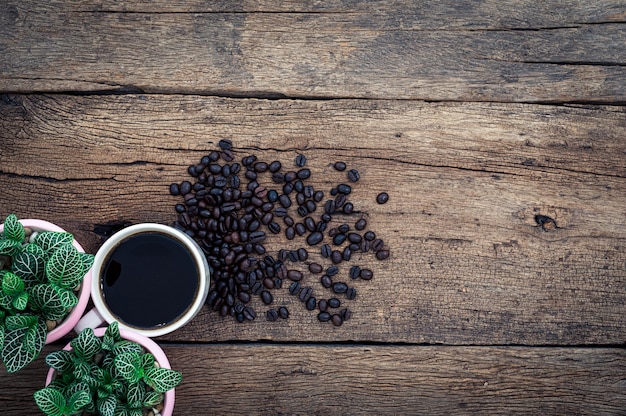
left=169, top=140, right=390, bottom=326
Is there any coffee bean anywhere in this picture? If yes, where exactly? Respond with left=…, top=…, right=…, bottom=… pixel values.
left=297, top=248, right=308, bottom=261
left=297, top=168, right=311, bottom=179
left=287, top=270, right=303, bottom=281
left=372, top=238, right=384, bottom=252
left=266, top=309, right=278, bottom=321
left=249, top=231, right=266, bottom=243
left=306, top=200, right=317, bottom=214
left=283, top=215, right=294, bottom=226
left=321, top=244, right=332, bottom=258
left=261, top=202, right=274, bottom=212
left=295, top=223, right=306, bottom=236
left=245, top=170, right=257, bottom=181
left=261, top=290, right=273, bottom=305
left=340, top=308, right=352, bottom=321
left=288, top=250, right=299, bottom=262
left=337, top=184, right=352, bottom=195
left=268, top=222, right=281, bottom=234
left=347, top=233, right=362, bottom=243
left=331, top=250, right=343, bottom=264
left=289, top=281, right=301, bottom=295
left=269, top=160, right=282, bottom=173
left=316, top=221, right=327, bottom=233
left=332, top=282, right=348, bottom=294
left=305, top=217, right=316, bottom=232
left=180, top=181, right=192, bottom=195
left=175, top=204, right=186, bottom=213
left=267, top=190, right=279, bottom=203
left=331, top=314, right=343, bottom=326
left=328, top=298, right=341, bottom=308
left=376, top=192, right=389, bottom=204
left=334, top=161, right=347, bottom=171
left=263, top=277, right=275, bottom=289
left=318, top=312, right=331, bottom=322
left=299, top=286, right=313, bottom=302
left=346, top=288, right=357, bottom=300
left=297, top=206, right=308, bottom=217
left=333, top=233, right=347, bottom=245
left=272, top=172, right=285, bottom=183
left=278, top=306, right=289, bottom=319
left=306, top=231, right=324, bottom=246
left=218, top=139, right=233, bottom=150
left=286, top=226, right=295, bottom=240
left=335, top=194, right=346, bottom=208
left=326, top=265, right=339, bottom=276
left=236, top=313, right=244, bottom=323
left=343, top=202, right=354, bottom=214
left=364, top=231, right=376, bottom=241
left=348, top=169, right=360, bottom=182
left=304, top=185, right=314, bottom=199
left=274, top=278, right=283, bottom=289
left=376, top=250, right=390, bottom=260
left=321, top=275, right=332, bottom=288
left=306, top=297, right=317, bottom=311
left=342, top=246, right=352, bottom=261
left=251, top=281, right=263, bottom=295
left=321, top=213, right=332, bottom=223
left=261, top=212, right=273, bottom=225
left=284, top=171, right=297, bottom=182
left=330, top=188, right=338, bottom=196
left=318, top=299, right=328, bottom=312
left=360, top=269, right=373, bottom=280
left=349, top=266, right=361, bottom=279
left=309, top=263, right=322, bottom=273
left=283, top=183, right=294, bottom=194
left=169, top=183, right=180, bottom=195
left=222, top=149, right=235, bottom=162
left=207, top=290, right=219, bottom=307
left=295, top=154, right=307, bottom=167
left=254, top=162, right=268, bottom=173
left=324, top=200, right=336, bottom=214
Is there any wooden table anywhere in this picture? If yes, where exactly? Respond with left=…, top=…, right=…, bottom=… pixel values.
left=1, top=1, right=625, bottom=414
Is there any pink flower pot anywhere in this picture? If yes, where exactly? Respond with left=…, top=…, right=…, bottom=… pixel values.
left=45, top=328, right=176, bottom=416
left=0, top=219, right=92, bottom=343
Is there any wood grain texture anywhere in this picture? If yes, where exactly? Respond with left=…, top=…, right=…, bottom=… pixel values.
left=0, top=344, right=624, bottom=415
left=1, top=1, right=625, bottom=101
left=1, top=94, right=624, bottom=345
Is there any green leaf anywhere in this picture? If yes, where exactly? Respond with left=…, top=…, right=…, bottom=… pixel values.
left=56, top=286, right=78, bottom=309
left=33, top=387, right=66, bottom=416
left=12, top=291, right=28, bottom=311
left=2, top=271, right=25, bottom=296
left=80, top=252, right=95, bottom=272
left=45, top=350, right=74, bottom=373
left=112, top=340, right=143, bottom=356
left=35, top=232, right=73, bottom=254
left=1, top=318, right=47, bottom=373
left=71, top=328, right=102, bottom=360
left=5, top=314, right=37, bottom=330
left=114, top=352, right=142, bottom=384
left=72, top=359, right=91, bottom=380
left=97, top=394, right=118, bottom=416
left=0, top=291, right=14, bottom=310
left=0, top=324, right=4, bottom=352
left=114, top=406, right=131, bottom=416
left=127, top=382, right=146, bottom=409
left=102, top=322, right=122, bottom=352
left=144, top=367, right=182, bottom=393
left=129, top=409, right=143, bottom=416
left=143, top=391, right=163, bottom=408
left=3, top=214, right=25, bottom=243
left=46, top=244, right=85, bottom=289
left=68, top=390, right=91, bottom=414
left=141, top=353, right=154, bottom=371
left=29, top=284, right=68, bottom=321
left=12, top=250, right=46, bottom=286
left=0, top=239, right=22, bottom=256
left=23, top=242, right=47, bottom=258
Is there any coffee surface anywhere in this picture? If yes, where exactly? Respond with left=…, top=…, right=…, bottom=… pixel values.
left=102, top=232, right=198, bottom=329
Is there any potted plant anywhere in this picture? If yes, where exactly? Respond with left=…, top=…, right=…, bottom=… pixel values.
left=0, top=214, right=93, bottom=373
left=34, top=322, right=182, bottom=416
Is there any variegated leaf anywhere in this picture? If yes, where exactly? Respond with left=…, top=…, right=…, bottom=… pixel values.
left=29, top=284, right=67, bottom=321
left=129, top=409, right=143, bottom=416
left=112, top=340, right=143, bottom=356
left=72, top=359, right=91, bottom=380
left=1, top=318, right=46, bottom=373
left=114, top=352, right=142, bottom=384
left=127, top=382, right=146, bottom=409
left=0, top=291, right=13, bottom=309
left=0, top=325, right=4, bottom=352
left=98, top=394, right=118, bottom=416
left=143, top=391, right=163, bottom=408
left=45, top=349, right=74, bottom=373
left=33, top=387, right=66, bottom=416
left=2, top=271, right=25, bottom=296
left=114, top=405, right=131, bottom=416
left=0, top=239, right=21, bottom=256
left=3, top=214, right=25, bottom=243
left=71, top=327, right=101, bottom=360
left=80, top=252, right=95, bottom=272
left=23, top=242, right=47, bottom=258
left=144, top=367, right=183, bottom=393
left=55, top=286, right=78, bottom=309
left=5, top=314, right=37, bottom=330
left=46, top=244, right=85, bottom=289
left=141, top=353, right=154, bottom=371
left=12, top=292, right=28, bottom=311
left=35, top=231, right=73, bottom=254
left=12, top=250, right=46, bottom=286
left=68, top=390, right=91, bottom=414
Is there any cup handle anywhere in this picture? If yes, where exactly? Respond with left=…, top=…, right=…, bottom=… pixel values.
left=74, top=307, right=105, bottom=334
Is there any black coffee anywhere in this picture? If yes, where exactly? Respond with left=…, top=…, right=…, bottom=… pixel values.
left=102, top=232, right=199, bottom=329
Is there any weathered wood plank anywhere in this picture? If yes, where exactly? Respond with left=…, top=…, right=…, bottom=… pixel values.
left=0, top=95, right=625, bottom=345
left=1, top=1, right=625, bottom=101
left=0, top=345, right=624, bottom=415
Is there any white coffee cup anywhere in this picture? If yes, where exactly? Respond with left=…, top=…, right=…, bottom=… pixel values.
left=75, top=223, right=210, bottom=337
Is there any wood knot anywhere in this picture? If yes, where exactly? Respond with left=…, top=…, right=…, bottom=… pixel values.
left=534, top=214, right=557, bottom=231
left=515, top=206, right=571, bottom=231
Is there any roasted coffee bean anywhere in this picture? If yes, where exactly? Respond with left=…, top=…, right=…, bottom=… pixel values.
left=343, top=202, right=354, bottom=214
left=334, top=194, right=346, bottom=208
left=284, top=171, right=297, bottom=182
left=321, top=213, right=332, bottom=223
left=274, top=207, right=288, bottom=217
left=254, top=162, right=268, bottom=173
left=218, top=139, right=233, bottom=150
left=306, top=200, right=317, bottom=214
left=321, top=275, right=332, bottom=288
left=326, top=265, right=339, bottom=276
left=209, top=150, right=221, bottom=162
left=318, top=312, right=331, bottom=322
left=306, top=231, right=324, bottom=246
left=316, top=221, right=327, bottom=233
left=248, top=220, right=261, bottom=232
left=334, top=161, right=347, bottom=171
left=295, top=154, right=307, bottom=167
left=175, top=204, right=186, bottom=213
left=349, top=265, right=361, bottom=279
left=254, top=244, right=266, bottom=255
left=236, top=313, right=244, bottom=323
left=285, top=226, right=295, bottom=240
left=309, top=263, right=323, bottom=273
left=256, top=186, right=268, bottom=198
left=238, top=291, right=251, bottom=303
left=278, top=249, right=288, bottom=262
left=364, top=231, right=376, bottom=241
left=283, top=183, right=294, bottom=194
left=261, top=202, right=274, bottom=212
left=348, top=232, right=362, bottom=243
left=299, top=286, right=313, bottom=302
left=304, top=185, right=314, bottom=199
left=305, top=217, right=316, bottom=232
left=169, top=183, right=180, bottom=195
left=296, top=192, right=306, bottom=206
left=222, top=149, right=234, bottom=162
left=243, top=307, right=256, bottom=321
left=261, top=212, right=273, bottom=225
left=306, top=297, right=317, bottom=311
left=330, top=188, right=338, bottom=196
left=297, top=168, right=311, bottom=179
left=376, top=192, right=389, bottom=204
left=376, top=250, right=390, bottom=260
left=222, top=164, right=231, bottom=177
left=348, top=169, right=360, bottom=182
left=207, top=290, right=219, bottom=307
left=263, top=277, right=275, bottom=289
left=249, top=231, right=266, bottom=243
left=313, top=191, right=324, bottom=202
left=346, top=288, right=357, bottom=300
left=230, top=175, right=241, bottom=188
left=295, top=223, right=306, bottom=236
left=331, top=314, right=343, bottom=326
left=269, top=160, right=282, bottom=173
left=360, top=269, right=373, bottom=280
left=331, top=250, right=343, bottom=264
left=283, top=215, right=294, bottom=226
left=372, top=238, right=384, bottom=252
left=340, top=308, right=352, bottom=321
left=342, top=246, right=352, bottom=261
left=287, top=270, right=303, bottom=281
left=261, top=290, right=273, bottom=305
left=267, top=189, right=279, bottom=203
left=321, top=244, right=332, bottom=258
left=332, top=282, right=348, bottom=294
left=245, top=170, right=257, bottom=180
left=324, top=200, right=336, bottom=214
left=289, top=281, right=301, bottom=295
left=288, top=250, right=299, bottom=262
left=297, top=248, right=308, bottom=261
left=333, top=233, right=347, bottom=245
left=219, top=304, right=229, bottom=317
left=231, top=162, right=241, bottom=174
left=328, top=298, right=341, bottom=308
left=251, top=281, right=263, bottom=295
left=278, top=306, right=289, bottom=319
left=318, top=299, right=328, bottom=312
left=297, top=206, right=308, bottom=217
left=268, top=222, right=281, bottom=234
left=266, top=309, right=279, bottom=321
left=279, top=194, right=292, bottom=208
left=337, top=184, right=352, bottom=195
left=272, top=172, right=285, bottom=183
left=180, top=181, right=192, bottom=195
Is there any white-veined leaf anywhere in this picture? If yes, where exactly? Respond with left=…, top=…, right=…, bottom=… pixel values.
left=70, top=327, right=101, bottom=360
left=46, top=244, right=85, bottom=289
left=143, top=391, right=163, bottom=408
left=28, top=284, right=67, bottom=321
left=35, top=232, right=73, bottom=253
left=127, top=382, right=145, bottom=409
left=45, top=350, right=74, bottom=373
left=23, top=242, right=47, bottom=258
left=97, top=394, right=118, bottom=416
left=129, top=409, right=143, bottom=416
left=141, top=353, right=154, bottom=371
left=0, top=239, right=21, bottom=256
left=0, top=291, right=13, bottom=309
left=112, top=340, right=143, bottom=356
left=114, top=405, right=131, bottom=416
left=12, top=250, right=46, bottom=286
left=0, top=325, right=4, bottom=352
left=80, top=252, right=95, bottom=272
left=68, top=390, right=91, bottom=414
left=2, top=271, right=25, bottom=296
left=55, top=286, right=78, bottom=309
left=12, top=291, right=28, bottom=311
left=144, top=367, right=183, bottom=393
left=3, top=214, right=25, bottom=242
left=1, top=318, right=46, bottom=373
left=33, top=387, right=66, bottom=416
left=5, top=314, right=37, bottom=330
left=114, top=352, right=142, bottom=384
